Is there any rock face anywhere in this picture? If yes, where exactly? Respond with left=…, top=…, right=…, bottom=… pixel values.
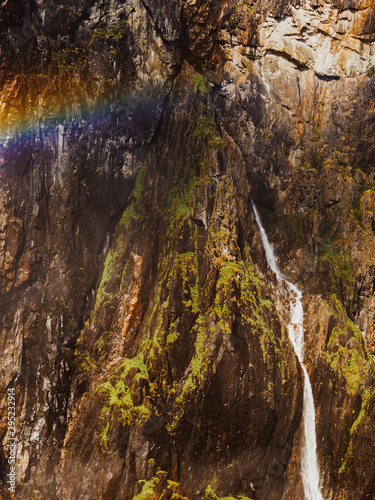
left=0, top=0, right=375, bottom=499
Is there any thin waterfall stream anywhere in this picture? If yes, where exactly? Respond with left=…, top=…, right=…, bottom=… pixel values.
left=252, top=204, right=323, bottom=500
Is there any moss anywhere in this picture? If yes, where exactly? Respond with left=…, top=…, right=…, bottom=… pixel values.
left=190, top=116, right=225, bottom=150
left=351, top=387, right=374, bottom=435
left=166, top=480, right=190, bottom=499
left=259, top=297, right=273, bottom=309
left=319, top=237, right=355, bottom=294
left=100, top=419, right=111, bottom=446
left=180, top=316, right=209, bottom=396
left=90, top=70, right=288, bottom=452
left=172, top=241, right=288, bottom=410
left=51, top=46, right=88, bottom=73
left=80, top=353, right=99, bottom=373
left=165, top=83, right=224, bottom=236
left=176, top=251, right=199, bottom=312
left=204, top=484, right=253, bottom=500
left=92, top=19, right=126, bottom=41
left=132, top=160, right=148, bottom=202
left=96, top=335, right=105, bottom=350
left=95, top=247, right=119, bottom=305
left=133, top=475, right=160, bottom=500
left=166, top=172, right=198, bottom=233
left=325, top=296, right=369, bottom=396
left=339, top=387, right=374, bottom=473
left=95, top=161, right=148, bottom=308
left=133, top=472, right=189, bottom=500
left=30, top=492, right=43, bottom=500
left=311, top=127, right=320, bottom=142
left=142, top=289, right=170, bottom=365
left=230, top=1, right=247, bottom=21
left=278, top=210, right=316, bottom=245
left=119, top=204, right=136, bottom=230
left=192, top=73, right=209, bottom=95
left=352, top=181, right=375, bottom=227
left=166, top=324, right=179, bottom=344
left=140, top=247, right=200, bottom=384
left=118, top=161, right=148, bottom=231
left=99, top=355, right=155, bottom=428
left=323, top=295, right=375, bottom=473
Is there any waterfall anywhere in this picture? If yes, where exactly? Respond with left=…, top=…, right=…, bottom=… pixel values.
left=252, top=204, right=323, bottom=500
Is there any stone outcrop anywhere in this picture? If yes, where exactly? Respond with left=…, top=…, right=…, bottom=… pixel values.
left=1, top=0, right=375, bottom=499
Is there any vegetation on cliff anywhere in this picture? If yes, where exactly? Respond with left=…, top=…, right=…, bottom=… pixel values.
left=1, top=0, right=375, bottom=499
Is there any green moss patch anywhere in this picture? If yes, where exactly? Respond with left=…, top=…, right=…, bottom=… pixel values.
left=204, top=483, right=253, bottom=500
left=319, top=236, right=355, bottom=296
left=323, top=295, right=375, bottom=473
left=99, top=355, right=155, bottom=430
left=87, top=70, right=291, bottom=461
left=133, top=471, right=188, bottom=500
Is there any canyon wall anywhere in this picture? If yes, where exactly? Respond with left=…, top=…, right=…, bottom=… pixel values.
left=0, top=0, right=375, bottom=498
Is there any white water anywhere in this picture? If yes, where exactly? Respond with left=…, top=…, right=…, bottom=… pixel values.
left=252, top=204, right=323, bottom=500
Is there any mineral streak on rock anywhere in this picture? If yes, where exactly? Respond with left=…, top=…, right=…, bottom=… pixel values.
left=0, top=0, right=375, bottom=499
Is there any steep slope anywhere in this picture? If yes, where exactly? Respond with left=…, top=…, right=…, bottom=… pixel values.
left=0, top=0, right=375, bottom=499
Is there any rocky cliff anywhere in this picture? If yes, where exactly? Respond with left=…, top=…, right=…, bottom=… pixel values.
left=0, top=0, right=375, bottom=499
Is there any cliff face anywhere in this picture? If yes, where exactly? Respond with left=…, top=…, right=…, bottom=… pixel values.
left=1, top=1, right=375, bottom=499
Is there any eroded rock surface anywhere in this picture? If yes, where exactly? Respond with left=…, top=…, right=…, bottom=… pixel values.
left=0, top=0, right=375, bottom=499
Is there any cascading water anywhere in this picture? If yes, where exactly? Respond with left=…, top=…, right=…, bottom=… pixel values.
left=252, top=204, right=323, bottom=500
